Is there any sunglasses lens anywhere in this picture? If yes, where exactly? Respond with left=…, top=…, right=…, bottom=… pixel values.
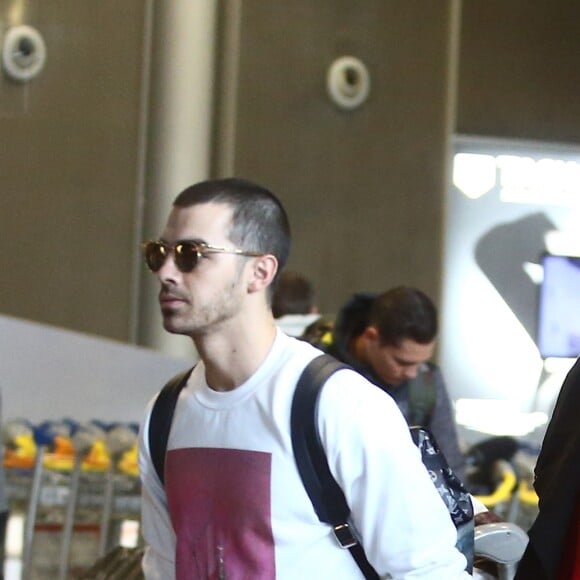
left=143, top=241, right=200, bottom=273
left=144, top=242, right=167, bottom=272
left=174, top=242, right=199, bottom=273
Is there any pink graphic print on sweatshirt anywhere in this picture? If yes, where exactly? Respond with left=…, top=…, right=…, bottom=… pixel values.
left=165, top=447, right=275, bottom=579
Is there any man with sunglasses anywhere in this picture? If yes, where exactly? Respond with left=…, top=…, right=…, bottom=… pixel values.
left=138, top=178, right=471, bottom=579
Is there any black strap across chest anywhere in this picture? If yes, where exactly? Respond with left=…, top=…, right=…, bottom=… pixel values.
left=148, top=367, right=193, bottom=485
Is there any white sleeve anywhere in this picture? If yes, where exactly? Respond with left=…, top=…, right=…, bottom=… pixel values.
left=318, top=369, right=472, bottom=579
left=138, top=402, right=177, bottom=580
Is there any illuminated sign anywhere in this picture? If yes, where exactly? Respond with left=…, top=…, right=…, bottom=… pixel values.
left=453, top=153, right=580, bottom=206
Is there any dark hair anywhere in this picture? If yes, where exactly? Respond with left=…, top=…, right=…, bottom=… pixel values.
left=369, top=286, right=438, bottom=346
left=173, top=178, right=291, bottom=278
left=272, top=271, right=315, bottom=318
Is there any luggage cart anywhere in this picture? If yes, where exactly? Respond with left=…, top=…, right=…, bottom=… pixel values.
left=7, top=443, right=141, bottom=579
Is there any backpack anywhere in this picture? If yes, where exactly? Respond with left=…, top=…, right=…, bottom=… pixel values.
left=148, top=354, right=474, bottom=578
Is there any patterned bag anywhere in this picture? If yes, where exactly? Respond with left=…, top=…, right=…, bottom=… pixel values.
left=411, top=426, right=475, bottom=572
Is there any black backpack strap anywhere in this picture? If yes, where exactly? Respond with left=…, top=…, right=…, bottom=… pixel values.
left=291, top=354, right=380, bottom=580
left=148, top=367, right=194, bottom=485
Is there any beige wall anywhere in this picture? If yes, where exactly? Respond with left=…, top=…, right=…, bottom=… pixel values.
left=458, top=0, right=580, bottom=143
left=0, top=1, right=149, bottom=341
left=214, top=1, right=457, bottom=314
left=3, top=1, right=580, bottom=348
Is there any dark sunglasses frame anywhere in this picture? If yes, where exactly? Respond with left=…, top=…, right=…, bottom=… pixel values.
left=142, top=239, right=264, bottom=273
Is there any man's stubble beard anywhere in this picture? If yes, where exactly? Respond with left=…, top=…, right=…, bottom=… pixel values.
left=163, top=268, right=246, bottom=338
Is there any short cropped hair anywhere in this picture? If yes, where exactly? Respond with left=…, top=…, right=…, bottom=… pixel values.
left=369, top=286, right=438, bottom=347
left=173, top=178, right=291, bottom=279
left=272, top=271, right=315, bottom=318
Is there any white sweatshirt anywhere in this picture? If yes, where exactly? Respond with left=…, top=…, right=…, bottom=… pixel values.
left=139, top=331, right=470, bottom=579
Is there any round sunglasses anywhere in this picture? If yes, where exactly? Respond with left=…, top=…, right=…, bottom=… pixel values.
left=142, top=239, right=264, bottom=273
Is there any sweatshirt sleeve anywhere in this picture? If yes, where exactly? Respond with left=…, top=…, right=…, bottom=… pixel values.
left=317, top=369, right=471, bottom=579
left=138, top=402, right=177, bottom=580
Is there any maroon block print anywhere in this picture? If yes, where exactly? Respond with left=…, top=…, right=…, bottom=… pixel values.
left=166, top=447, right=275, bottom=579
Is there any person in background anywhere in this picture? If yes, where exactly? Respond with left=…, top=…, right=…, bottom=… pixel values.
left=138, top=178, right=471, bottom=579
left=272, top=270, right=320, bottom=337
left=514, top=357, right=580, bottom=579
left=320, top=287, right=466, bottom=482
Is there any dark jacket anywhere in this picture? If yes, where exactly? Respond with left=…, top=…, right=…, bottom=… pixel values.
left=515, top=358, right=580, bottom=580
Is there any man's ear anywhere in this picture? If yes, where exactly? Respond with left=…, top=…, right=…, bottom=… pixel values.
left=362, top=325, right=380, bottom=344
left=247, top=254, right=278, bottom=293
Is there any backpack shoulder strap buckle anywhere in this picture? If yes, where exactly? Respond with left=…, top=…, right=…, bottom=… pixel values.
left=333, top=522, right=359, bottom=549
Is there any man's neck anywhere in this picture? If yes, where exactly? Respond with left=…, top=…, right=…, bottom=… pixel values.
left=193, top=318, right=278, bottom=392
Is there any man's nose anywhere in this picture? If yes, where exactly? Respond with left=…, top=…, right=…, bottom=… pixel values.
left=156, top=251, right=180, bottom=281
